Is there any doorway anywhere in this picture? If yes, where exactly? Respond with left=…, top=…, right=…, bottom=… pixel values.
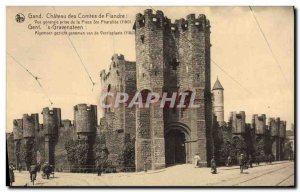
left=165, top=129, right=187, bottom=166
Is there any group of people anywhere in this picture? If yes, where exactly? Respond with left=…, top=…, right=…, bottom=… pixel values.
left=194, top=153, right=275, bottom=175
left=194, top=154, right=217, bottom=174
left=8, top=162, right=54, bottom=186
left=29, top=162, right=54, bottom=184
left=235, top=153, right=273, bottom=173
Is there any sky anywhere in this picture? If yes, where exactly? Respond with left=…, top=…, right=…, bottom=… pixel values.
left=6, top=6, right=294, bottom=132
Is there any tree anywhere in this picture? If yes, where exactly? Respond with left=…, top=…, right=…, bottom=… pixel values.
left=65, top=139, right=89, bottom=172
left=119, top=141, right=135, bottom=172
left=24, top=139, right=36, bottom=169
left=65, top=139, right=78, bottom=172
left=232, top=136, right=247, bottom=162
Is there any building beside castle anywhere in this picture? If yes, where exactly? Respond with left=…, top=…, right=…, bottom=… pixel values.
left=211, top=77, right=289, bottom=164
left=6, top=9, right=292, bottom=172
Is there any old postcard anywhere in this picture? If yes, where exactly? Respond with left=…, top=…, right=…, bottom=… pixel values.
left=6, top=6, right=295, bottom=187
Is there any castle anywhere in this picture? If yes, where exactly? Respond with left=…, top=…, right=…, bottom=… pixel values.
left=6, top=9, right=292, bottom=172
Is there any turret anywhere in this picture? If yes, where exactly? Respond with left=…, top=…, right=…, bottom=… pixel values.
left=252, top=114, right=266, bottom=135
left=279, top=121, right=286, bottom=138
left=13, top=119, right=23, bottom=140
left=212, top=78, right=224, bottom=124
left=74, top=104, right=97, bottom=134
left=42, top=107, right=61, bottom=136
left=22, top=113, right=39, bottom=138
left=269, top=117, right=280, bottom=137
left=230, top=111, right=246, bottom=134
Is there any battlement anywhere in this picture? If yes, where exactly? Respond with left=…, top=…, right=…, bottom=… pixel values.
left=134, top=9, right=210, bottom=33
left=252, top=114, right=266, bottom=135
left=22, top=113, right=39, bottom=138
left=269, top=117, right=280, bottom=137
left=111, top=54, right=124, bottom=61
left=100, top=54, right=127, bottom=83
left=134, top=9, right=164, bottom=29
left=13, top=119, right=23, bottom=140
left=42, top=107, right=61, bottom=136
left=74, top=104, right=97, bottom=134
left=230, top=111, right=246, bottom=134
left=100, top=55, right=137, bottom=96
left=279, top=120, right=286, bottom=138
left=61, top=119, right=72, bottom=128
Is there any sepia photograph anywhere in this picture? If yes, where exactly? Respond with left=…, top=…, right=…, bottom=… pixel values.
left=5, top=6, right=295, bottom=187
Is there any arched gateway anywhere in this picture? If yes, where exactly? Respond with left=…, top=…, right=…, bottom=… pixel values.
left=165, top=122, right=191, bottom=166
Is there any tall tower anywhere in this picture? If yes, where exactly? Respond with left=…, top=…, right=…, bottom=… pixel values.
left=252, top=114, right=267, bottom=158
left=212, top=78, right=224, bottom=125
left=134, top=9, right=213, bottom=170
left=134, top=9, right=166, bottom=171
left=13, top=119, right=23, bottom=169
left=22, top=113, right=39, bottom=169
left=74, top=104, right=97, bottom=169
left=269, top=117, right=280, bottom=160
left=42, top=107, right=61, bottom=166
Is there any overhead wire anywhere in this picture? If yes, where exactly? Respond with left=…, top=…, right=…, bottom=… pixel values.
left=249, top=6, right=289, bottom=86
left=7, top=52, right=53, bottom=106
left=52, top=6, right=96, bottom=91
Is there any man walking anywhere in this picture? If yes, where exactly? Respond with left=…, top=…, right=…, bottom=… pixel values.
left=238, top=154, right=245, bottom=173
left=9, top=163, right=15, bottom=186
left=226, top=155, right=232, bottom=167
left=211, top=156, right=217, bottom=174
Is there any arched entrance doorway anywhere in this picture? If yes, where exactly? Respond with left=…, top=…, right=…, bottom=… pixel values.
left=165, top=123, right=191, bottom=166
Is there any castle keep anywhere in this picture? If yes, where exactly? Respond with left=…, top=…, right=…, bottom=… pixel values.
left=6, top=10, right=292, bottom=172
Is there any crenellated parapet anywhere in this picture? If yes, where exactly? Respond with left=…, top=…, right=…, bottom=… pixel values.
left=269, top=117, right=280, bottom=137
left=279, top=121, right=286, bottom=138
left=22, top=113, right=39, bottom=138
left=13, top=119, right=23, bottom=140
left=133, top=9, right=210, bottom=33
left=100, top=54, right=125, bottom=82
left=42, top=107, right=61, bottom=136
left=252, top=114, right=267, bottom=135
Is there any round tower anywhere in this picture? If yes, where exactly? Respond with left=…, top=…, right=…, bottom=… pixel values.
left=74, top=104, right=97, bottom=135
left=212, top=78, right=224, bottom=125
left=74, top=104, right=97, bottom=171
left=42, top=107, right=61, bottom=137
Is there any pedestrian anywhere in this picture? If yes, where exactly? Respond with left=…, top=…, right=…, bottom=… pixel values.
left=238, top=154, right=245, bottom=173
left=95, top=147, right=109, bottom=175
left=42, top=162, right=51, bottom=179
left=256, top=156, right=260, bottom=166
left=29, top=164, right=38, bottom=184
left=96, top=161, right=102, bottom=176
left=268, top=154, right=272, bottom=164
left=211, top=156, right=217, bottom=174
left=194, top=153, right=201, bottom=168
left=9, top=163, right=15, bottom=186
left=226, top=155, right=232, bottom=167
left=18, top=163, right=22, bottom=173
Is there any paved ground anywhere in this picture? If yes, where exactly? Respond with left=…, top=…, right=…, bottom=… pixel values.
left=11, top=161, right=294, bottom=187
